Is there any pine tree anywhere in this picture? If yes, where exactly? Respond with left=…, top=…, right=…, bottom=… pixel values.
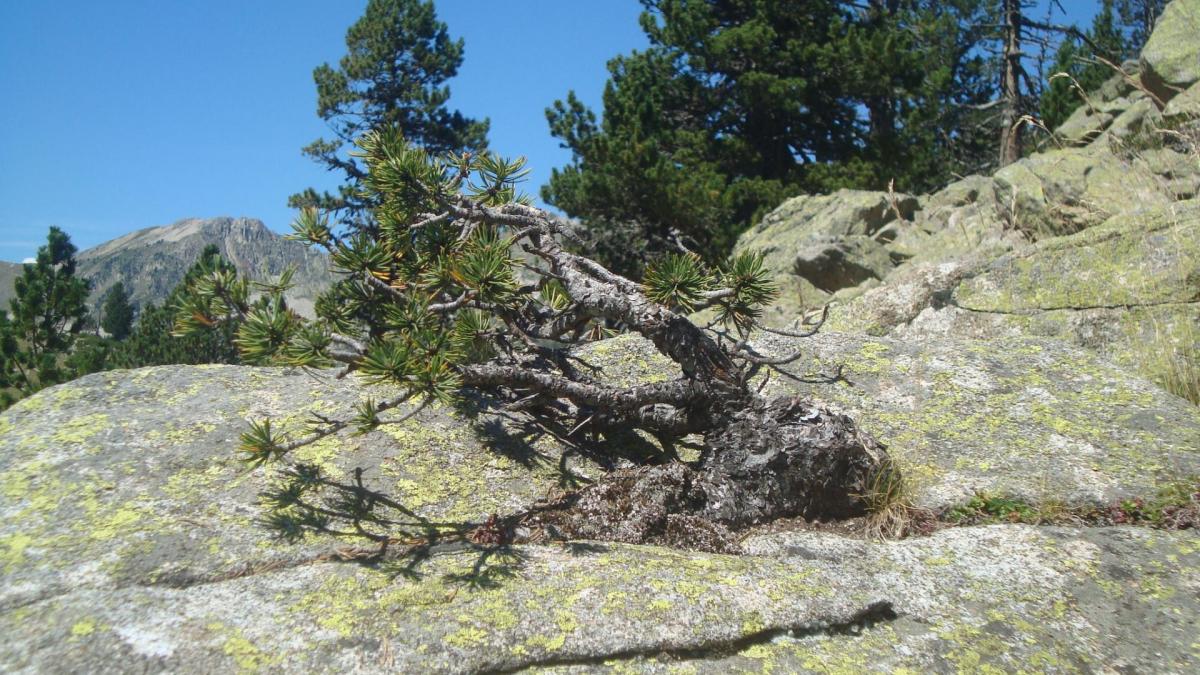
left=0, top=227, right=90, bottom=400
left=1117, top=0, right=1165, bottom=53
left=108, top=245, right=241, bottom=369
left=177, top=127, right=889, bottom=548
left=545, top=0, right=855, bottom=276
left=544, top=0, right=1003, bottom=277
left=289, top=0, right=489, bottom=231
left=100, top=281, right=135, bottom=341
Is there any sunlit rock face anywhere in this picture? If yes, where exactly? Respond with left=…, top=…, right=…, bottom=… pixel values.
left=2, top=364, right=1199, bottom=672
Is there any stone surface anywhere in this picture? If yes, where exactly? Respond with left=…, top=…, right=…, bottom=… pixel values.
left=584, top=332, right=1200, bottom=510
left=1140, top=0, right=1200, bottom=103
left=735, top=190, right=917, bottom=317
left=791, top=235, right=895, bottom=293
left=739, top=189, right=918, bottom=247
left=1165, top=79, right=1200, bottom=118
left=900, top=201, right=1200, bottom=392
left=3, top=339, right=1197, bottom=671
left=1052, top=68, right=1141, bottom=146
left=992, top=145, right=1172, bottom=237
left=3, top=501, right=1197, bottom=673
left=826, top=261, right=972, bottom=336
left=0, top=366, right=603, bottom=616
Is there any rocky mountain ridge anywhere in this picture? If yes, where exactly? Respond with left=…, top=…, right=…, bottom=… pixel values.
left=1, top=216, right=333, bottom=318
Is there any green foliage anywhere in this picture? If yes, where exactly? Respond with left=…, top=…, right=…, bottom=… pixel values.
left=642, top=250, right=776, bottom=334
left=642, top=253, right=713, bottom=314
left=106, top=246, right=241, bottom=369
left=100, top=281, right=135, bottom=341
left=945, top=493, right=1038, bottom=523
left=1116, top=0, right=1166, bottom=54
left=171, top=258, right=304, bottom=368
left=238, top=419, right=291, bottom=468
left=65, top=334, right=113, bottom=378
left=290, top=0, right=489, bottom=229
left=544, top=0, right=1000, bottom=277
left=0, top=227, right=90, bottom=405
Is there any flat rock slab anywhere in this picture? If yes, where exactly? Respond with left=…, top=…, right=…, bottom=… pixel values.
left=586, top=332, right=1200, bottom=509
left=1, top=525, right=1196, bottom=673
left=909, top=200, right=1200, bottom=390
left=954, top=200, right=1200, bottom=312
left=0, top=366, right=600, bottom=613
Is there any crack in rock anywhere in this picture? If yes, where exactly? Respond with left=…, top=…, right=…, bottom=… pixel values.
left=951, top=298, right=1200, bottom=316
left=487, top=601, right=899, bottom=674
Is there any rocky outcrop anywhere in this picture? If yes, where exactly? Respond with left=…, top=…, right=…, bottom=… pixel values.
left=738, top=1, right=1200, bottom=402
left=1140, top=0, right=1200, bottom=103
left=2, top=357, right=1198, bottom=672
left=589, top=332, right=1200, bottom=509
left=826, top=196, right=1200, bottom=401
left=734, top=189, right=917, bottom=309
left=80, top=217, right=333, bottom=318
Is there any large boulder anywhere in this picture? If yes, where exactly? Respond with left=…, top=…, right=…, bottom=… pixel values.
left=791, top=235, right=895, bottom=293
left=991, top=145, right=1172, bottom=237
left=594, top=332, right=1200, bottom=510
left=1, top=367, right=1198, bottom=672
left=0, top=366, right=605, bottom=615
left=1140, top=0, right=1200, bottom=104
left=896, top=200, right=1200, bottom=397
left=735, top=190, right=918, bottom=316
left=1164, top=79, right=1200, bottom=118
left=1053, top=62, right=1144, bottom=146
left=1, top=521, right=1196, bottom=673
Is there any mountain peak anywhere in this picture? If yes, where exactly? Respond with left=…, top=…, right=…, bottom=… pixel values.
left=0, top=216, right=331, bottom=318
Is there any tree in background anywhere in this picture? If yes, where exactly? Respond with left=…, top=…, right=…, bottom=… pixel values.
left=100, top=281, right=135, bottom=341
left=177, top=127, right=890, bottom=550
left=0, top=312, right=23, bottom=409
left=289, top=0, right=489, bottom=231
left=107, top=245, right=241, bottom=369
left=544, top=0, right=1001, bottom=277
left=1040, top=1, right=1127, bottom=132
left=0, top=227, right=90, bottom=403
left=1117, top=0, right=1166, bottom=53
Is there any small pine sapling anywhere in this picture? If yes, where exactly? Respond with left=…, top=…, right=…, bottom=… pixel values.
left=176, top=127, right=890, bottom=551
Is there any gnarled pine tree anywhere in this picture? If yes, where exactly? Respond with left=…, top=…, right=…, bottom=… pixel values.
left=177, top=127, right=889, bottom=552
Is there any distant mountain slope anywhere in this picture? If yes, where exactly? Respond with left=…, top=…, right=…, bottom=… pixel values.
left=0, top=217, right=333, bottom=318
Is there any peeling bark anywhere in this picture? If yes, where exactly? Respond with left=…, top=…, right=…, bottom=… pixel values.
left=526, top=399, right=885, bottom=551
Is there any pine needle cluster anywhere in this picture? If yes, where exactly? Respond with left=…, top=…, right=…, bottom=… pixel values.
left=176, top=126, right=794, bottom=483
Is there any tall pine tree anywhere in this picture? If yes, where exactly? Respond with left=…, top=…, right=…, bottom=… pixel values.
left=0, top=227, right=90, bottom=401
left=545, top=0, right=1001, bottom=276
left=100, top=281, right=135, bottom=341
left=289, top=0, right=489, bottom=231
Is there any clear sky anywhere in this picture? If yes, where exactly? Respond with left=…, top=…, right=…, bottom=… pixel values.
left=0, top=0, right=647, bottom=262
left=0, top=1, right=1101, bottom=263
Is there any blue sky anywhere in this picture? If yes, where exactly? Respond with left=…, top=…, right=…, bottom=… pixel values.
left=0, top=0, right=647, bottom=261
left=0, top=1, right=1100, bottom=263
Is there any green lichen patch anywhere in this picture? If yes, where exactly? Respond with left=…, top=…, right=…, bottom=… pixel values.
left=955, top=200, right=1200, bottom=313
left=0, top=363, right=623, bottom=607
left=580, top=331, right=1200, bottom=511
